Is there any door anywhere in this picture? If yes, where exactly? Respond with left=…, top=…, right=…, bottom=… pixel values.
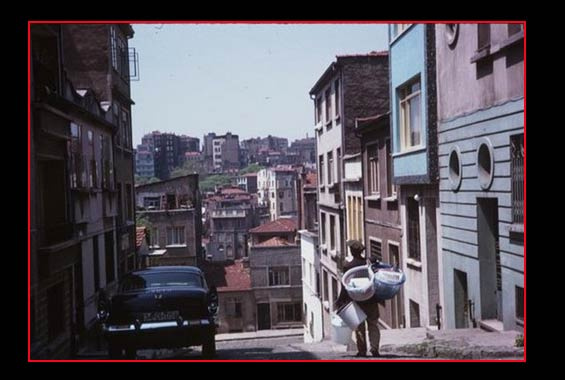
left=477, top=198, right=501, bottom=321
left=454, top=269, right=469, bottom=328
left=389, top=243, right=403, bottom=328
left=257, top=303, right=271, bottom=330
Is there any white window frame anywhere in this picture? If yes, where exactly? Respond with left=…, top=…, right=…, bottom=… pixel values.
left=367, top=142, right=380, bottom=196
left=399, top=79, right=423, bottom=152
left=149, top=228, right=160, bottom=248
left=268, top=266, right=290, bottom=286
left=166, top=226, right=186, bottom=246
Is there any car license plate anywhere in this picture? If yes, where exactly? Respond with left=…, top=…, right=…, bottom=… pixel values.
left=142, top=311, right=179, bottom=322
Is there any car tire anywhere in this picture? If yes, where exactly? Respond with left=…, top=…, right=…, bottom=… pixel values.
left=108, top=344, right=123, bottom=359
left=124, top=347, right=137, bottom=359
left=202, top=334, right=216, bottom=359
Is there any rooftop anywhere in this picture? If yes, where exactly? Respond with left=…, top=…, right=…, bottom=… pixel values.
left=201, top=260, right=251, bottom=292
left=310, top=51, right=389, bottom=95
left=255, top=236, right=291, bottom=247
left=249, top=218, right=297, bottom=234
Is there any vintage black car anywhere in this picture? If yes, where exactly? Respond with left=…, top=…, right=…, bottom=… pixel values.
left=98, top=266, right=218, bottom=359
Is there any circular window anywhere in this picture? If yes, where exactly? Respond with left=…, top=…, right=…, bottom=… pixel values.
left=445, top=24, right=459, bottom=47
left=448, top=147, right=462, bottom=191
left=476, top=139, right=494, bottom=190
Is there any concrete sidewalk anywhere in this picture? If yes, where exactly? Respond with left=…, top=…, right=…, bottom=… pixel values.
left=377, top=327, right=525, bottom=360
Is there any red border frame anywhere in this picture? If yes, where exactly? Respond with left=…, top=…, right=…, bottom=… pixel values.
left=28, top=20, right=526, bottom=363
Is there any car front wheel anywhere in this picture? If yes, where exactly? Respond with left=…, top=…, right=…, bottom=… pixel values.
left=108, top=343, right=123, bottom=359
left=202, top=334, right=216, bottom=359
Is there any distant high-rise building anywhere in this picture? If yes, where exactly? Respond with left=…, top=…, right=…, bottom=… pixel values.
left=204, top=132, right=240, bottom=173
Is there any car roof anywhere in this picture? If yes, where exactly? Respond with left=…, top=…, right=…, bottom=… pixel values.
left=130, top=266, right=203, bottom=276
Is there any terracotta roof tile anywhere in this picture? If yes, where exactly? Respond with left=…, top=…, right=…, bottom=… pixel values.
left=201, top=260, right=251, bottom=292
left=249, top=218, right=297, bottom=234
left=255, top=237, right=291, bottom=247
left=305, top=172, right=317, bottom=187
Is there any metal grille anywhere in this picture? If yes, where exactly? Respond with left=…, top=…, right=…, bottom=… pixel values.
left=370, top=239, right=383, bottom=262
left=511, top=134, right=524, bottom=224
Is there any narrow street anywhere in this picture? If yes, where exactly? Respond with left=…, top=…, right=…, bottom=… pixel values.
left=132, top=336, right=423, bottom=360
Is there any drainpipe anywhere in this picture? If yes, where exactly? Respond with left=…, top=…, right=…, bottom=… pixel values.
left=436, top=303, right=442, bottom=330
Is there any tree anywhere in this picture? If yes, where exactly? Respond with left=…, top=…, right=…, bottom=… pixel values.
left=199, top=174, right=232, bottom=192
left=239, top=163, right=264, bottom=175
left=170, top=160, right=207, bottom=179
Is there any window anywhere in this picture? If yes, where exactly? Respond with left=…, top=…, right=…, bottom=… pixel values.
left=393, top=23, right=411, bottom=38
left=125, top=184, right=133, bottom=221
left=110, top=26, right=118, bottom=69
left=321, top=212, right=327, bottom=246
left=478, top=24, right=491, bottom=51
left=448, top=146, right=463, bottom=191
left=93, top=237, right=100, bottom=291
left=101, top=135, right=114, bottom=190
left=280, top=202, right=284, bottom=212
left=105, top=231, right=115, bottom=283
left=368, top=144, right=379, bottom=194
left=269, top=267, right=290, bottom=286
left=445, top=24, right=459, bottom=46
left=47, top=283, right=65, bottom=342
left=511, top=134, right=524, bottom=224
left=316, top=97, right=322, bottom=125
left=386, top=139, right=396, bottom=196
left=87, top=131, right=97, bottom=188
left=407, top=197, right=421, bottom=261
left=477, top=139, right=494, bottom=190
left=279, top=191, right=284, bottom=199
left=399, top=79, right=422, bottom=150
left=167, top=226, right=185, bottom=245
left=318, top=155, right=324, bottom=186
left=334, top=80, right=340, bottom=119
left=70, top=123, right=86, bottom=188
left=226, top=298, right=242, bottom=318
left=409, top=299, right=421, bottom=327
left=508, top=23, right=524, bottom=37
left=149, top=228, right=159, bottom=247
left=322, top=269, right=328, bottom=302
left=329, top=214, right=336, bottom=251
left=515, top=286, right=524, bottom=322
left=277, top=303, right=301, bottom=322
left=327, top=151, right=333, bottom=184
left=336, top=148, right=341, bottom=182
left=370, top=239, right=383, bottom=262
left=325, top=89, right=331, bottom=125
left=331, top=276, right=338, bottom=311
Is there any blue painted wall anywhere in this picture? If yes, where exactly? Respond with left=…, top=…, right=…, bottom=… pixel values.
left=389, top=24, right=429, bottom=179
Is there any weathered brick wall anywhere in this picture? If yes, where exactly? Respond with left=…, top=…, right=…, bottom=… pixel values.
left=342, top=56, right=390, bottom=156
left=62, top=25, right=112, bottom=101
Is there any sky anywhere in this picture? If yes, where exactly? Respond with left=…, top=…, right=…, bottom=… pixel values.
left=129, top=23, right=389, bottom=147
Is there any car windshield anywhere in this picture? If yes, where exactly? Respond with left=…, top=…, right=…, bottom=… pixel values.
left=120, top=272, right=203, bottom=291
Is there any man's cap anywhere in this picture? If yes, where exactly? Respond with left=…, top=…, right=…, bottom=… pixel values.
left=347, top=240, right=365, bottom=252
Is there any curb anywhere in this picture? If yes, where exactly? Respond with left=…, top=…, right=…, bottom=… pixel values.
left=382, top=340, right=524, bottom=360
left=216, top=331, right=303, bottom=342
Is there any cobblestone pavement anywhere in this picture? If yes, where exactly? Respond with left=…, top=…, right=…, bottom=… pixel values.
left=134, top=336, right=428, bottom=360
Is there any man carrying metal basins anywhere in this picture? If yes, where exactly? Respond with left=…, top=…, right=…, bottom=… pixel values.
left=335, top=240, right=381, bottom=358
